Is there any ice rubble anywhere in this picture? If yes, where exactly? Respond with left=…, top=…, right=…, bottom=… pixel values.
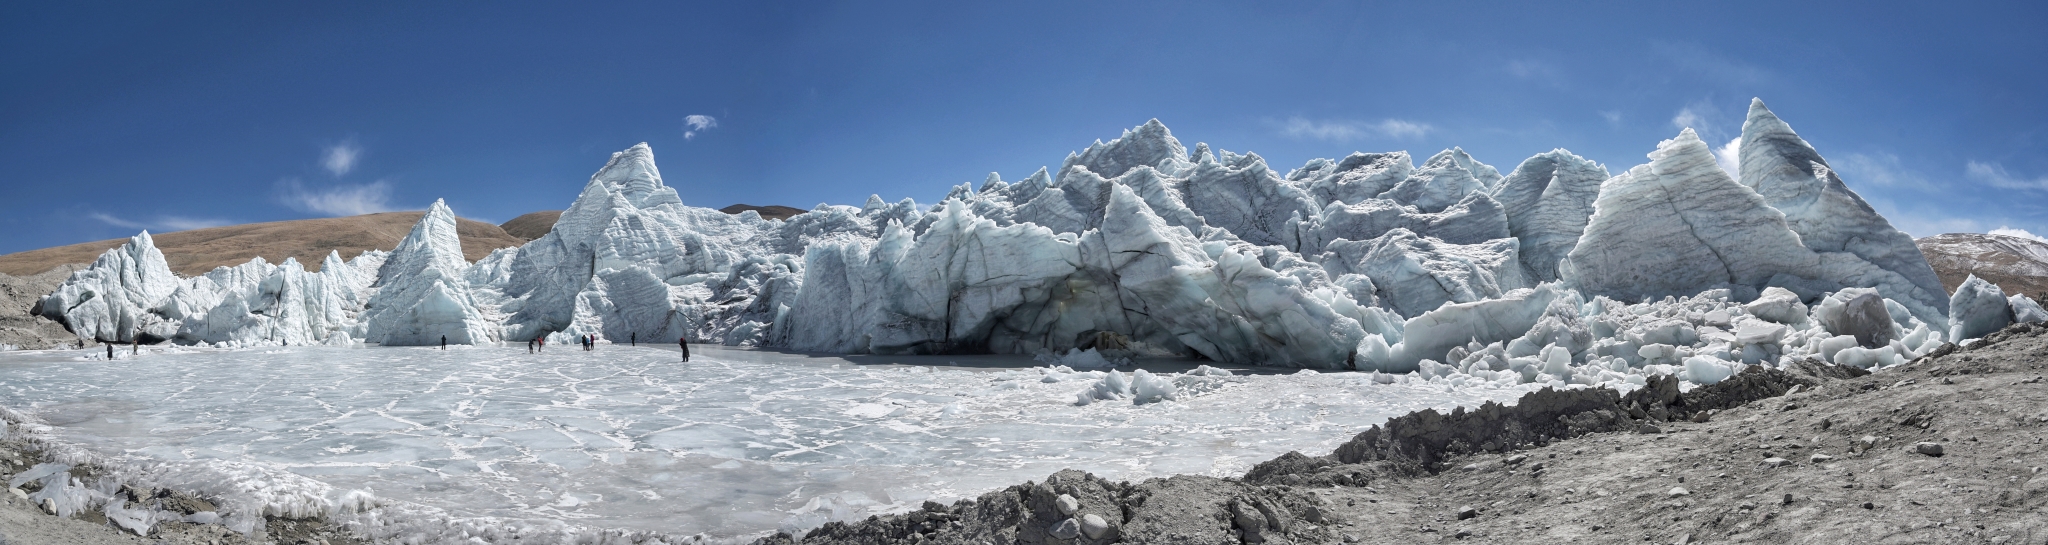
left=39, top=100, right=2035, bottom=385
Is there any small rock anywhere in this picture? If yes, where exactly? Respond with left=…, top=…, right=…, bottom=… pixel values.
left=1456, top=506, right=1478, bottom=520
left=1049, top=517, right=1082, bottom=539
left=1861, top=502, right=1875, bottom=510
left=7, top=488, right=25, bottom=501
left=1055, top=493, right=1080, bottom=515
left=1914, top=442, right=1944, bottom=456
left=38, top=498, right=55, bottom=515
left=1504, top=454, right=1528, bottom=465
left=1454, top=529, right=1472, bottom=539
left=1781, top=493, right=1794, bottom=505
left=1080, top=513, right=1112, bottom=539
left=1810, top=453, right=1834, bottom=463
left=1343, top=534, right=1360, bottom=543
left=1637, top=424, right=1662, bottom=434
left=1761, top=457, right=1792, bottom=468
left=1462, top=463, right=1481, bottom=472
left=1857, top=435, right=1878, bottom=450
left=1668, top=487, right=1690, bottom=497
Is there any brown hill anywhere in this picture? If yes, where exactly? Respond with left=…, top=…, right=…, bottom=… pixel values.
left=497, top=205, right=807, bottom=242
left=499, top=211, right=563, bottom=240
left=0, top=212, right=527, bottom=277
left=1916, top=232, right=2048, bottom=300
left=719, top=204, right=807, bottom=221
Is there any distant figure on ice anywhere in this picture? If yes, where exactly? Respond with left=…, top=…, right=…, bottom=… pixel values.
left=537, top=336, right=545, bottom=353
left=441, top=335, right=447, bottom=350
left=631, top=332, right=636, bottom=347
left=679, top=336, right=690, bottom=362
left=528, top=339, right=534, bottom=353
left=106, top=342, right=113, bottom=360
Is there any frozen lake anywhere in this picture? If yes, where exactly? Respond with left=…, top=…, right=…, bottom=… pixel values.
left=0, top=344, right=1542, bottom=539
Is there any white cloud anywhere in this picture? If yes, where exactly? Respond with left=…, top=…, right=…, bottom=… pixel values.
left=278, top=178, right=395, bottom=216
left=1670, top=107, right=1708, bottom=132
left=1599, top=110, right=1622, bottom=126
left=323, top=141, right=361, bottom=177
left=88, top=212, right=230, bottom=233
left=1966, top=161, right=2048, bottom=191
left=1832, top=152, right=1929, bottom=190
left=1990, top=227, right=2048, bottom=243
left=1712, top=137, right=1740, bottom=179
left=684, top=114, right=718, bottom=140
left=1280, top=117, right=1432, bottom=141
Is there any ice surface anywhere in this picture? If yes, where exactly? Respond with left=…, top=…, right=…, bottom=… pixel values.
left=0, top=345, right=1543, bottom=539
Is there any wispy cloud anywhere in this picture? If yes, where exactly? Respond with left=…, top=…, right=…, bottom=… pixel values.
left=323, top=141, right=361, bottom=177
left=1650, top=41, right=1771, bottom=87
left=277, top=178, right=395, bottom=216
left=88, top=212, right=231, bottom=233
left=1990, top=226, right=2048, bottom=243
left=684, top=114, right=718, bottom=140
left=1966, top=161, right=2048, bottom=191
left=1599, top=110, right=1623, bottom=126
left=1280, top=117, right=1432, bottom=141
left=1832, top=152, right=1931, bottom=190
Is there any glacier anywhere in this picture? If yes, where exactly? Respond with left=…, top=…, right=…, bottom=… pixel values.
left=38, top=99, right=2033, bottom=379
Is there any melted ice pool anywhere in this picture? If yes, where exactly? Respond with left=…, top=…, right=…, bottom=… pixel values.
left=0, top=345, right=1540, bottom=538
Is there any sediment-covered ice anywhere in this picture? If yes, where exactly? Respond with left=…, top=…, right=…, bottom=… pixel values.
left=36, top=100, right=1973, bottom=377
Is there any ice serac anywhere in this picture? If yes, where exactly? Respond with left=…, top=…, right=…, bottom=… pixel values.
left=1099, top=185, right=1363, bottom=366
left=1948, top=275, right=2012, bottom=341
left=1566, top=129, right=1823, bottom=303
left=35, top=231, right=182, bottom=342
left=1488, top=150, right=1608, bottom=282
left=1738, top=98, right=1949, bottom=317
left=361, top=200, right=496, bottom=345
left=1377, top=149, right=1497, bottom=213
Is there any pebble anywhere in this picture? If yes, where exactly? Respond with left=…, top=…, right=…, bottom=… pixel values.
left=1761, top=457, right=1792, bottom=468
left=1080, top=513, right=1112, bottom=539
left=1055, top=494, right=1079, bottom=515
left=1504, top=454, right=1528, bottom=466
left=1915, top=442, right=1944, bottom=456
left=1343, top=534, right=1360, bottom=543
left=1637, top=424, right=1662, bottom=434
left=7, top=488, right=24, bottom=500
left=1456, top=506, right=1478, bottom=520
left=1781, top=493, right=1794, bottom=505
left=1810, top=453, right=1834, bottom=463
left=1857, top=435, right=1879, bottom=450
left=1049, top=517, right=1081, bottom=539
left=1668, top=487, right=1690, bottom=497
left=38, top=498, right=55, bottom=515
left=1861, top=502, right=1875, bottom=510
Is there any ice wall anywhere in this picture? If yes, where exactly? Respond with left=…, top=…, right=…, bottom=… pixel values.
left=36, top=100, right=1980, bottom=376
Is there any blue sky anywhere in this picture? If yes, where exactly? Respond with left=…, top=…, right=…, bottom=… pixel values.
left=3, top=1, right=2045, bottom=255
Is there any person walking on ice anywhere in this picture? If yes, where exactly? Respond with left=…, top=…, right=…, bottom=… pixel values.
left=679, top=336, right=690, bottom=362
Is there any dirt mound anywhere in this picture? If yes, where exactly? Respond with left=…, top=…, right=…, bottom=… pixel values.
left=499, top=210, right=562, bottom=240
left=719, top=204, right=807, bottom=221
left=0, top=265, right=84, bottom=349
left=0, top=212, right=526, bottom=277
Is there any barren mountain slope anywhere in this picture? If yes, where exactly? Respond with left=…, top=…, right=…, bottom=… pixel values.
left=0, top=212, right=527, bottom=277
left=1918, top=232, right=2048, bottom=300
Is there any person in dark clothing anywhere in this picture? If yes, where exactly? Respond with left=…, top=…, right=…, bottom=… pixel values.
left=106, top=342, right=113, bottom=360
left=631, top=332, right=636, bottom=347
left=528, top=339, right=534, bottom=353
left=538, top=336, right=545, bottom=353
left=441, top=335, right=447, bottom=349
left=679, top=336, right=690, bottom=362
